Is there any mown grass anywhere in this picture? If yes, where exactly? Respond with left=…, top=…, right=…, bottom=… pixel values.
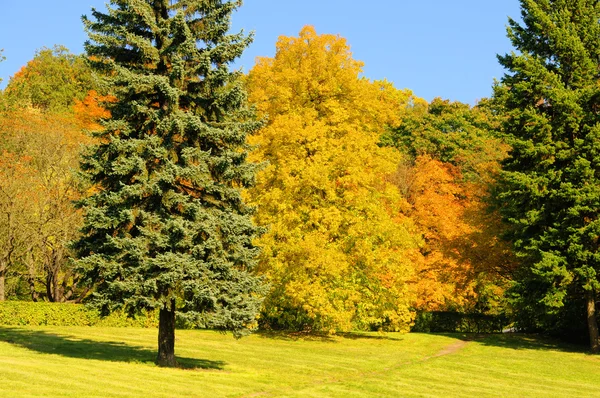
left=0, top=326, right=599, bottom=397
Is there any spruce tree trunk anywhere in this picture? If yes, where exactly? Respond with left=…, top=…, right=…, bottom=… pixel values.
left=157, top=299, right=177, bottom=367
left=586, top=290, right=600, bottom=354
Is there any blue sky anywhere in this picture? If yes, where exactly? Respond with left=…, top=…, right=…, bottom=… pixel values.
left=0, top=1, right=522, bottom=104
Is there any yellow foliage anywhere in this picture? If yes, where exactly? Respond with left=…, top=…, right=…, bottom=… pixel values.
left=0, top=108, right=87, bottom=300
left=246, top=26, right=424, bottom=332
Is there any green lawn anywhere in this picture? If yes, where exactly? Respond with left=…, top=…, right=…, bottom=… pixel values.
left=0, top=327, right=598, bottom=397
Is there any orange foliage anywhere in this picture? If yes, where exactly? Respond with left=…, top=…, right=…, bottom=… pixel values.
left=405, top=156, right=474, bottom=309
left=396, top=155, right=513, bottom=312
left=74, top=90, right=116, bottom=131
left=0, top=108, right=89, bottom=149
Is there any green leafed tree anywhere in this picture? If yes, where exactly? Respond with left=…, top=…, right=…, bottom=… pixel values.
left=382, top=98, right=506, bottom=183
left=4, top=46, right=94, bottom=113
left=493, top=0, right=600, bottom=352
left=73, top=0, right=265, bottom=367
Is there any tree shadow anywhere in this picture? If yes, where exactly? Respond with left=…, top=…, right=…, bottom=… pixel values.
left=255, top=330, right=404, bottom=342
left=255, top=330, right=336, bottom=342
left=435, top=332, right=590, bottom=355
left=337, top=331, right=404, bottom=341
left=0, top=327, right=225, bottom=370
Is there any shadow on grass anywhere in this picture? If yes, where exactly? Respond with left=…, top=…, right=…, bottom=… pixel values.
left=255, top=330, right=404, bottom=342
left=337, top=332, right=404, bottom=341
left=256, top=330, right=336, bottom=342
left=435, top=332, right=589, bottom=354
left=0, top=327, right=225, bottom=370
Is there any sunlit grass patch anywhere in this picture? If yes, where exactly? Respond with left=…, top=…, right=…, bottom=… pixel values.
left=0, top=327, right=598, bottom=397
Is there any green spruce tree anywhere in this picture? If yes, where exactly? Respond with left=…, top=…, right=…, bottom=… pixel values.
left=493, top=0, right=600, bottom=352
left=73, top=0, right=265, bottom=367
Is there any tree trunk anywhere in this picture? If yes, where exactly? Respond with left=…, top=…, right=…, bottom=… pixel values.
left=0, top=232, right=15, bottom=302
left=52, top=249, right=65, bottom=302
left=46, top=271, right=55, bottom=302
left=0, top=268, right=5, bottom=302
left=586, top=290, right=600, bottom=354
left=25, top=247, right=38, bottom=302
left=28, top=276, right=39, bottom=302
left=156, top=299, right=177, bottom=367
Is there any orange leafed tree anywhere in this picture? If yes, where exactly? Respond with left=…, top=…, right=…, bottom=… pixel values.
left=386, top=99, right=514, bottom=314
left=74, top=90, right=116, bottom=132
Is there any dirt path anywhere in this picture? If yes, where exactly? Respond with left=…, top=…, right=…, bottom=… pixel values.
left=427, top=340, right=470, bottom=359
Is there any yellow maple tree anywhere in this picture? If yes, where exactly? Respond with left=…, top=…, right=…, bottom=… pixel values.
left=246, top=26, right=425, bottom=332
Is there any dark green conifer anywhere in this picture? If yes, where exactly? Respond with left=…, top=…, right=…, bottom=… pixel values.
left=73, top=0, right=264, bottom=367
left=493, top=0, right=600, bottom=352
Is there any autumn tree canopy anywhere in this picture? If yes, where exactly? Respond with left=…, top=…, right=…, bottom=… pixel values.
left=384, top=99, right=513, bottom=314
left=0, top=108, right=87, bottom=302
left=0, top=38, right=112, bottom=304
left=246, top=26, right=424, bottom=332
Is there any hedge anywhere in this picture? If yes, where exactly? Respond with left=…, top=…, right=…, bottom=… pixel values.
left=0, top=301, right=158, bottom=328
left=411, top=311, right=509, bottom=333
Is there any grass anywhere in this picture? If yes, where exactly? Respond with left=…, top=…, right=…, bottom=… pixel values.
left=0, top=327, right=599, bottom=397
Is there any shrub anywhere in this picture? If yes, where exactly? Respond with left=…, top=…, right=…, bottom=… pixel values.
left=0, top=301, right=158, bottom=328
